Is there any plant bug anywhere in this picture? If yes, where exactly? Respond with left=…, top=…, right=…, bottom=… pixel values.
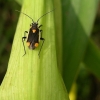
left=16, top=9, right=54, bottom=57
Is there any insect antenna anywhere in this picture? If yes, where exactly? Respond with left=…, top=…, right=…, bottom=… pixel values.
left=37, top=9, right=54, bottom=23
left=15, top=10, right=34, bottom=23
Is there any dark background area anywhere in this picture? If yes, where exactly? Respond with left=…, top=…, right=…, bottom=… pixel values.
left=0, top=0, right=100, bottom=100
left=0, top=0, right=21, bottom=84
left=76, top=3, right=100, bottom=100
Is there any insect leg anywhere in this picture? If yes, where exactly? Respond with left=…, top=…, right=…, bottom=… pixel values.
left=24, top=31, right=28, bottom=38
left=22, top=31, right=28, bottom=56
left=38, top=25, right=42, bottom=28
left=30, top=23, right=32, bottom=27
left=38, top=30, right=45, bottom=57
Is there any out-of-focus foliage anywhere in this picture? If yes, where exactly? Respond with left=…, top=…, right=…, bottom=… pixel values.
left=76, top=67, right=100, bottom=100
left=0, top=0, right=21, bottom=84
left=0, top=0, right=100, bottom=100
left=76, top=5, right=100, bottom=100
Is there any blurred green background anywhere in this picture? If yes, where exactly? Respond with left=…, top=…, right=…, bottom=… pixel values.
left=0, top=0, right=21, bottom=84
left=0, top=0, right=100, bottom=100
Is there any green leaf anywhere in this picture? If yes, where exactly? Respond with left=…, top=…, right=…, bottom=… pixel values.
left=84, top=40, right=100, bottom=78
left=62, top=0, right=99, bottom=92
left=0, top=0, right=69, bottom=100
left=53, top=0, right=63, bottom=72
left=15, top=0, right=23, bottom=5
